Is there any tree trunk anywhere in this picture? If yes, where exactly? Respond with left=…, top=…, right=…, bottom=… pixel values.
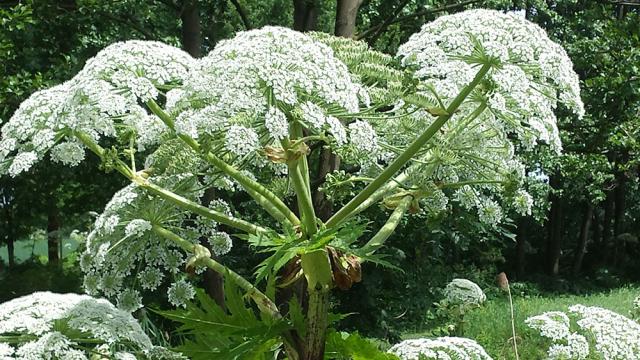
left=572, top=203, right=593, bottom=276
left=47, top=205, right=60, bottom=265
left=6, top=208, right=15, bottom=268
left=181, top=0, right=201, bottom=57
left=335, top=0, right=363, bottom=37
left=602, top=190, right=614, bottom=265
left=515, top=219, right=527, bottom=279
left=293, top=0, right=319, bottom=32
left=613, top=174, right=626, bottom=265
left=546, top=180, right=563, bottom=276
left=592, top=207, right=601, bottom=247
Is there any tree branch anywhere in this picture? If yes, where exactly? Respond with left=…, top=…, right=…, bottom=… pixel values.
left=356, top=0, right=485, bottom=40
left=365, top=0, right=411, bottom=45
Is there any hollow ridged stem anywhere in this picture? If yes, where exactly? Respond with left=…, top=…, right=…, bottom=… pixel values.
left=289, top=160, right=317, bottom=236
left=363, top=195, right=412, bottom=254
left=285, top=122, right=317, bottom=237
left=326, top=63, right=492, bottom=228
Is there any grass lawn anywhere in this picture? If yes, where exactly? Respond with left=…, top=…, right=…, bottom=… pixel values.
left=404, top=286, right=639, bottom=360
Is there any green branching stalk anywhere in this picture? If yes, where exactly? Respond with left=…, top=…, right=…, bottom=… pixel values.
left=349, top=172, right=409, bottom=218
left=74, top=131, right=266, bottom=235
left=363, top=195, right=412, bottom=254
left=292, top=123, right=313, bottom=205
left=150, top=225, right=281, bottom=318
left=446, top=101, right=488, bottom=141
left=326, top=63, right=492, bottom=228
left=146, top=100, right=300, bottom=227
left=285, top=122, right=317, bottom=237
left=136, top=178, right=267, bottom=235
left=289, top=161, right=318, bottom=236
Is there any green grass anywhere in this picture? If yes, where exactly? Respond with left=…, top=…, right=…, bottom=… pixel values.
left=404, top=286, right=639, bottom=360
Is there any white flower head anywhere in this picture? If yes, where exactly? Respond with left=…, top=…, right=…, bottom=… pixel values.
left=0, top=292, right=181, bottom=358
left=443, top=278, right=486, bottom=306
left=167, top=280, right=196, bottom=308
left=8, top=151, right=38, bottom=177
left=50, top=141, right=86, bottom=166
left=225, top=125, right=260, bottom=156
left=265, top=107, right=289, bottom=140
left=389, top=337, right=492, bottom=360
left=124, top=219, right=152, bottom=238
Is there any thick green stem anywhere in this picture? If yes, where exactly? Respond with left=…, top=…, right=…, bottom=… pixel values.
left=363, top=195, right=412, bottom=254
left=151, top=225, right=280, bottom=317
left=326, top=63, right=492, bottom=228
left=286, top=122, right=317, bottom=236
left=349, top=172, right=408, bottom=218
left=74, top=132, right=266, bottom=235
left=138, top=178, right=267, bottom=234
left=146, top=100, right=300, bottom=227
left=290, top=161, right=318, bottom=236
left=302, top=287, right=330, bottom=360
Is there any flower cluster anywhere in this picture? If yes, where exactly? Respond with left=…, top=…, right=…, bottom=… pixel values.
left=443, top=279, right=486, bottom=306
left=169, top=26, right=370, bottom=168
left=525, top=311, right=572, bottom=341
left=80, top=174, right=227, bottom=310
left=388, top=337, right=492, bottom=360
left=0, top=41, right=194, bottom=177
left=525, top=310, right=590, bottom=359
left=570, top=304, right=640, bottom=359
left=398, top=9, right=584, bottom=149
left=0, top=292, right=185, bottom=359
left=366, top=9, right=585, bottom=227
left=527, top=305, right=640, bottom=359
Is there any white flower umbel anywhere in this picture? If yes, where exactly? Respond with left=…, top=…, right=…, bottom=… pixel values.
left=80, top=175, right=228, bottom=308
left=525, top=311, right=572, bottom=341
left=570, top=304, right=640, bottom=359
left=0, top=40, right=194, bottom=176
left=399, top=9, right=584, bottom=136
left=374, top=9, right=586, bottom=228
left=0, top=292, right=183, bottom=359
left=527, top=305, right=640, bottom=359
left=124, top=219, right=153, bottom=238
left=443, top=279, right=486, bottom=306
left=171, top=26, right=366, bottom=169
left=167, top=279, right=196, bottom=308
left=388, top=337, right=493, bottom=360
left=547, top=333, right=590, bottom=360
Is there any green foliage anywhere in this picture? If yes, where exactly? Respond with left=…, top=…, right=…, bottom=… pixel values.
left=155, top=281, right=289, bottom=360
left=325, top=331, right=398, bottom=360
left=404, top=286, right=640, bottom=359
left=0, top=259, right=82, bottom=303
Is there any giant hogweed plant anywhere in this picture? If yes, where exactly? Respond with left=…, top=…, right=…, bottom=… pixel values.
left=0, top=10, right=583, bottom=360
